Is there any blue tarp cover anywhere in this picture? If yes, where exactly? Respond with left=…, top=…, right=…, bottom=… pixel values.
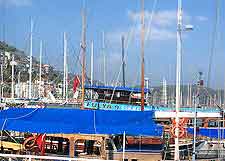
left=85, top=85, right=150, bottom=93
left=188, top=128, right=225, bottom=139
left=0, top=108, right=162, bottom=136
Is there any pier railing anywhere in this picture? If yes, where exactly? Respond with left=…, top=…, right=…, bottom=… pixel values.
left=0, top=153, right=119, bottom=161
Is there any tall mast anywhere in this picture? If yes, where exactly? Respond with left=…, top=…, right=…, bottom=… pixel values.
left=140, top=0, right=145, bottom=111
left=187, top=84, right=190, bottom=106
left=90, top=41, right=94, bottom=99
left=121, top=35, right=126, bottom=87
left=102, top=31, right=106, bottom=85
left=190, top=84, right=192, bottom=106
left=175, top=0, right=182, bottom=160
left=63, top=32, right=68, bottom=102
left=0, top=53, right=3, bottom=100
left=11, top=54, right=15, bottom=99
left=193, top=72, right=203, bottom=160
left=81, top=8, right=86, bottom=109
left=39, top=40, right=42, bottom=98
left=163, top=78, right=167, bottom=105
left=28, top=18, right=33, bottom=99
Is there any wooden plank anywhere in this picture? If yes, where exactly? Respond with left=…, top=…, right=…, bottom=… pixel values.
left=69, top=137, right=75, bottom=158
left=1, top=141, right=23, bottom=151
left=47, top=134, right=108, bottom=141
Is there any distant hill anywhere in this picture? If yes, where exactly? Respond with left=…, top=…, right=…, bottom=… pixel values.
left=0, top=41, right=62, bottom=96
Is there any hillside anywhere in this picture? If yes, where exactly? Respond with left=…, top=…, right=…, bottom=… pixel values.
left=0, top=41, right=62, bottom=96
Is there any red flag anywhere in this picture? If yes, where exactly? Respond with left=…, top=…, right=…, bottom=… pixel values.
left=36, top=134, right=46, bottom=155
left=73, top=75, right=80, bottom=93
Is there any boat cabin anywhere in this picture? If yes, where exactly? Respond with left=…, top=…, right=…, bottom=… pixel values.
left=85, top=85, right=150, bottom=105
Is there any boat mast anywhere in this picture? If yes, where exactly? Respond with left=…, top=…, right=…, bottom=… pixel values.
left=90, top=41, right=94, bottom=99
left=39, top=40, right=42, bottom=98
left=81, top=8, right=86, bottom=109
left=11, top=54, right=15, bottom=99
left=0, top=52, right=3, bottom=100
left=63, top=32, right=68, bottom=102
left=102, top=31, right=106, bottom=86
left=163, top=78, right=167, bottom=106
left=29, top=18, right=33, bottom=99
left=140, top=0, right=145, bottom=111
left=175, top=0, right=182, bottom=160
left=121, top=35, right=126, bottom=87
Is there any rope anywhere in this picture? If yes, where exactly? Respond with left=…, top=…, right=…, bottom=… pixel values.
left=207, top=0, right=220, bottom=88
left=109, top=0, right=158, bottom=104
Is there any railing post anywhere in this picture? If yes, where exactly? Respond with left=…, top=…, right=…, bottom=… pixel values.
left=8, top=158, right=12, bottom=161
left=69, top=137, right=75, bottom=158
left=29, top=156, right=31, bottom=161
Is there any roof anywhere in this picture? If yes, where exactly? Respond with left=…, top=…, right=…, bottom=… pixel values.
left=85, top=85, right=150, bottom=93
left=0, top=108, right=162, bottom=136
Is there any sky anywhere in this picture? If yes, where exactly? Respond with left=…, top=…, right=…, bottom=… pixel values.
left=0, top=0, right=225, bottom=89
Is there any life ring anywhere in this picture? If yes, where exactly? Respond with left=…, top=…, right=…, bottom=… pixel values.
left=170, top=126, right=185, bottom=138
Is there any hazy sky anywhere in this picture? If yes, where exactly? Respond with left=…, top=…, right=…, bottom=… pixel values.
left=0, top=0, right=225, bottom=89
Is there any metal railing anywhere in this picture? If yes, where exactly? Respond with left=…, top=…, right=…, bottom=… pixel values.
left=0, top=153, right=119, bottom=161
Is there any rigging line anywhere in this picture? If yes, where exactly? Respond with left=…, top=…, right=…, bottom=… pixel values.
left=109, top=27, right=134, bottom=104
left=131, top=0, right=158, bottom=102
left=4, top=108, right=39, bottom=120
left=207, top=0, right=220, bottom=88
left=69, top=42, right=91, bottom=85
left=109, top=0, right=158, bottom=103
left=102, top=28, right=133, bottom=102
left=145, top=0, right=158, bottom=80
left=145, top=0, right=158, bottom=42
left=135, top=0, right=158, bottom=89
left=202, top=86, right=223, bottom=110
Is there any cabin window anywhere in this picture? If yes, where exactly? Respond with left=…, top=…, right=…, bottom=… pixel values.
left=75, top=139, right=101, bottom=156
left=104, top=91, right=111, bottom=97
left=124, top=159, right=128, bottom=161
left=120, top=92, right=126, bottom=97
left=131, top=159, right=138, bottom=161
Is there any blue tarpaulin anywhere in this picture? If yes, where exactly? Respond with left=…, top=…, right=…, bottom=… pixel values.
left=0, top=108, right=162, bottom=136
left=188, top=128, right=225, bottom=139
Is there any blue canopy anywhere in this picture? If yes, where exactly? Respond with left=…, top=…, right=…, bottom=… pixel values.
left=85, top=85, right=150, bottom=93
left=0, top=108, right=162, bottom=136
left=188, top=128, right=225, bottom=139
